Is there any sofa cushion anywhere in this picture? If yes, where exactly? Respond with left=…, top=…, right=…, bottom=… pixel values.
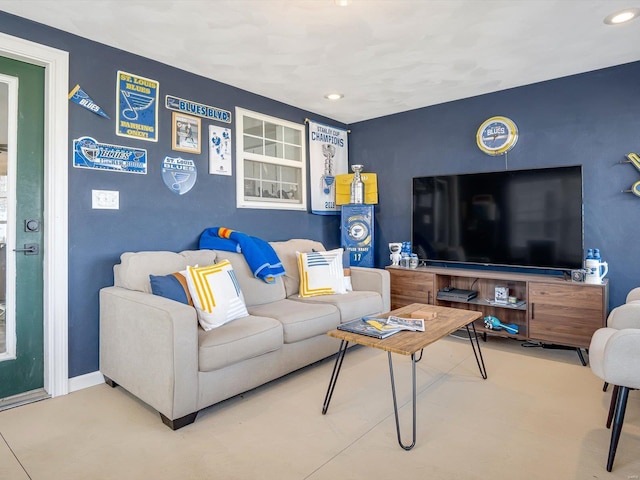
left=297, top=248, right=346, bottom=297
left=179, top=249, right=218, bottom=269
left=186, top=261, right=249, bottom=331
left=290, top=290, right=384, bottom=324
left=115, top=251, right=189, bottom=293
left=114, top=250, right=217, bottom=293
left=213, top=250, right=286, bottom=307
left=198, top=315, right=283, bottom=372
left=270, top=239, right=325, bottom=297
left=149, top=271, right=193, bottom=305
left=248, top=299, right=339, bottom=343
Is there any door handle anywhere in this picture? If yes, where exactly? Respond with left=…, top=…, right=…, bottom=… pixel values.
left=13, top=243, right=39, bottom=255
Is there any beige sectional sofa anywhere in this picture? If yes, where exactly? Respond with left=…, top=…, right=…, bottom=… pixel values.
left=99, top=239, right=390, bottom=429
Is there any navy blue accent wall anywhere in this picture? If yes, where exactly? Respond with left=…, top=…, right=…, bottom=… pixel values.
left=350, top=61, right=640, bottom=311
left=0, top=13, right=343, bottom=377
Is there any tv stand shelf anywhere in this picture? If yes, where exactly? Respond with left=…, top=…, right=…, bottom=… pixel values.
left=386, top=265, right=608, bottom=349
left=454, top=296, right=527, bottom=311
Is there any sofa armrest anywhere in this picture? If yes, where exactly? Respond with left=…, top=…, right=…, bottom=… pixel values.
left=100, top=286, right=199, bottom=420
left=349, top=267, right=390, bottom=312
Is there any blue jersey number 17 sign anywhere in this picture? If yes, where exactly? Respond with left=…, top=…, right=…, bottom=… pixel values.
left=341, top=204, right=375, bottom=267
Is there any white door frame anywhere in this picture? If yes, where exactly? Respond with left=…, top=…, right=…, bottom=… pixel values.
left=0, top=32, right=69, bottom=397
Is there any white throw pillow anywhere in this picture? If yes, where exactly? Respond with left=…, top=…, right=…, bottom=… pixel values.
left=343, top=275, right=353, bottom=292
left=185, top=260, right=249, bottom=330
left=296, top=248, right=346, bottom=297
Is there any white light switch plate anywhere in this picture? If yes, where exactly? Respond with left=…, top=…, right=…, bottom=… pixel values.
left=92, top=190, right=119, bottom=209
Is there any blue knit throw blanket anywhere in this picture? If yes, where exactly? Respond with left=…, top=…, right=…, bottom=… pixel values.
left=199, top=227, right=285, bottom=284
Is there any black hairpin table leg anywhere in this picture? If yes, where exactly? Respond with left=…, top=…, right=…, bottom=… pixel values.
left=322, top=340, right=349, bottom=414
left=465, top=322, right=488, bottom=379
left=388, top=351, right=417, bottom=450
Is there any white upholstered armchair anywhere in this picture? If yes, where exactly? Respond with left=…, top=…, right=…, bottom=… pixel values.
left=602, top=299, right=640, bottom=390
left=625, top=287, right=640, bottom=303
left=589, top=302, right=640, bottom=471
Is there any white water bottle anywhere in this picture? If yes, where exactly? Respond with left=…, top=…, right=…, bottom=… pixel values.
left=585, top=248, right=607, bottom=284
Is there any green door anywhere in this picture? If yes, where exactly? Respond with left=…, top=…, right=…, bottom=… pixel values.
left=0, top=56, right=45, bottom=400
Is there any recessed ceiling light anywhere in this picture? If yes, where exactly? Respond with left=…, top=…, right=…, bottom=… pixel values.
left=603, top=8, right=640, bottom=25
left=334, top=0, right=352, bottom=6
left=324, top=93, right=344, bottom=100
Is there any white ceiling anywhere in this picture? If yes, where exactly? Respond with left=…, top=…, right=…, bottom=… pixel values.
left=1, top=0, right=640, bottom=124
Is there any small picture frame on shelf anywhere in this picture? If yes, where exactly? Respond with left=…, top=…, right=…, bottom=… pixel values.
left=494, top=285, right=509, bottom=304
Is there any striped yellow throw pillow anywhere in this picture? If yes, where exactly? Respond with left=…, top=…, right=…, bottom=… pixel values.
left=296, top=248, right=346, bottom=298
left=185, top=260, right=249, bottom=331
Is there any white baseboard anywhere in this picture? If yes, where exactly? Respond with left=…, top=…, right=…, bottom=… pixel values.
left=68, top=371, right=104, bottom=393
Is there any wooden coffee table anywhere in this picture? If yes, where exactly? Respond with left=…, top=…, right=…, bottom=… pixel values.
left=321, top=303, right=487, bottom=450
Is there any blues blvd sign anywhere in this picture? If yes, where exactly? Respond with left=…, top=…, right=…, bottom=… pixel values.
left=165, top=95, right=231, bottom=124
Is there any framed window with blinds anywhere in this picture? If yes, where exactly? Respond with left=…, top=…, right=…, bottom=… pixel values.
left=235, top=107, right=306, bottom=210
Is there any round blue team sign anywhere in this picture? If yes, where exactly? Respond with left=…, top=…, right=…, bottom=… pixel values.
left=476, top=116, right=519, bottom=156
left=162, top=156, right=197, bottom=195
left=347, top=218, right=370, bottom=243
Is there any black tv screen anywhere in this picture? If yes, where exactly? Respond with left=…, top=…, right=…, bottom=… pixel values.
left=412, top=166, right=584, bottom=270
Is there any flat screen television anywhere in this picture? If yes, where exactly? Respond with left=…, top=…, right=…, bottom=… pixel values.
left=412, top=165, right=584, bottom=271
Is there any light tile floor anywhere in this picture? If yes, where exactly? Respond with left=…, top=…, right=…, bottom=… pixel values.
left=0, top=335, right=638, bottom=480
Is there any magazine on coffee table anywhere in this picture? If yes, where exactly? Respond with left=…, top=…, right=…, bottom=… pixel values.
left=364, top=315, right=426, bottom=332
left=337, top=319, right=400, bottom=339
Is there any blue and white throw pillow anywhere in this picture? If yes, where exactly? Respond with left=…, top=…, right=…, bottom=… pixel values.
left=296, top=248, right=346, bottom=297
left=185, top=260, right=249, bottom=330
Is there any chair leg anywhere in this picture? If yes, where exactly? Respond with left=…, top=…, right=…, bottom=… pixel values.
left=603, top=381, right=608, bottom=392
left=606, top=385, right=619, bottom=429
left=606, top=386, right=630, bottom=472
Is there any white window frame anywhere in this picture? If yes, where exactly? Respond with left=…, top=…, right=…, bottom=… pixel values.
left=235, top=107, right=307, bottom=210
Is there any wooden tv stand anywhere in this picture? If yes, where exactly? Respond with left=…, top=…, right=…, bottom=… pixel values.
left=386, top=265, right=608, bottom=353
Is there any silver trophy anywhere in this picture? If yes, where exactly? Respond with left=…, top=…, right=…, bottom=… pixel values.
left=350, top=164, right=364, bottom=204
